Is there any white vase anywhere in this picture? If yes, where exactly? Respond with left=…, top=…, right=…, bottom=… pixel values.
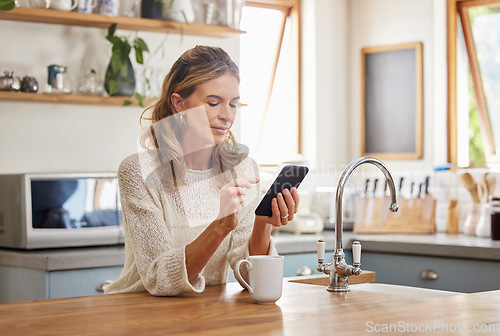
left=165, top=0, right=195, bottom=23
left=462, top=203, right=481, bottom=235
left=475, top=203, right=491, bottom=238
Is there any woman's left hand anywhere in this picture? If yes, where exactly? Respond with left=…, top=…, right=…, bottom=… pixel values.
left=255, top=187, right=300, bottom=227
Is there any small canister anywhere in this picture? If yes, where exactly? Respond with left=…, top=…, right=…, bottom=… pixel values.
left=491, top=197, right=500, bottom=240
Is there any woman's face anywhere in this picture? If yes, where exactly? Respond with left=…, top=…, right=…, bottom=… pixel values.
left=177, top=73, right=240, bottom=146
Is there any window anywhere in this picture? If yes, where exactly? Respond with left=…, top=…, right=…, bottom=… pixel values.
left=448, top=0, right=500, bottom=166
left=238, top=0, right=300, bottom=165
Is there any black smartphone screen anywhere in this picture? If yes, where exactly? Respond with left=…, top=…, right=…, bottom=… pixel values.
left=254, top=165, right=309, bottom=217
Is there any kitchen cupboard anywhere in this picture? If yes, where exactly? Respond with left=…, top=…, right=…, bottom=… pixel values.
left=361, top=251, right=500, bottom=293
left=0, top=264, right=123, bottom=302
left=230, top=250, right=500, bottom=294
left=0, top=7, right=244, bottom=107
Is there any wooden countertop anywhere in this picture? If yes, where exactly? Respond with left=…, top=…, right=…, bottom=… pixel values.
left=1, top=277, right=499, bottom=336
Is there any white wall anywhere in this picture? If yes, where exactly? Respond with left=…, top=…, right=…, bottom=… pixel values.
left=348, top=0, right=447, bottom=172
left=301, top=0, right=448, bottom=175
left=0, top=20, right=239, bottom=174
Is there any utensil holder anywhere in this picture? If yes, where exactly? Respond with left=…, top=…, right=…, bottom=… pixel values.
left=462, top=203, right=482, bottom=235
left=353, top=196, right=436, bottom=234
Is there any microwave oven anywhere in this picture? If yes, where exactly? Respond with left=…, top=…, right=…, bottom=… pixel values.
left=0, top=173, right=124, bottom=249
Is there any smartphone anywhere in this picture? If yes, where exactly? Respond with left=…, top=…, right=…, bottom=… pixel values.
left=255, top=165, right=309, bottom=217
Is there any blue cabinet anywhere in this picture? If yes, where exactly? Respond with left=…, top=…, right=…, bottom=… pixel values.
left=48, top=266, right=123, bottom=299
left=228, top=250, right=500, bottom=294
left=361, top=252, right=500, bottom=293
left=0, top=265, right=123, bottom=303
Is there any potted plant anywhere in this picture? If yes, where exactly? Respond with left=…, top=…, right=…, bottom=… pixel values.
left=105, top=23, right=149, bottom=104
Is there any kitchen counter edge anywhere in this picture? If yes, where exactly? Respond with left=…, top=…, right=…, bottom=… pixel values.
left=1, top=231, right=499, bottom=271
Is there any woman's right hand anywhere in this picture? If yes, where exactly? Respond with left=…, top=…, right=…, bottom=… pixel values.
left=217, top=176, right=259, bottom=231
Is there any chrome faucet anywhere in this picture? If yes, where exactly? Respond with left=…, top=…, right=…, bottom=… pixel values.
left=317, top=157, right=399, bottom=292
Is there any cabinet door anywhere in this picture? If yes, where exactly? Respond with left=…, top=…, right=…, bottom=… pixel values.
left=48, top=266, right=123, bottom=299
left=361, top=252, right=500, bottom=293
left=0, top=265, right=46, bottom=303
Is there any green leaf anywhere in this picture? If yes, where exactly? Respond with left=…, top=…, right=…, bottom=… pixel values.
left=134, top=38, right=149, bottom=53
left=117, top=40, right=131, bottom=61
left=0, top=0, right=15, bottom=11
left=110, top=53, right=122, bottom=74
left=107, top=35, right=121, bottom=46
left=121, top=77, right=134, bottom=84
left=181, top=10, right=189, bottom=24
left=120, top=63, right=129, bottom=80
left=135, top=93, right=144, bottom=107
left=107, top=23, right=117, bottom=39
left=107, top=80, right=119, bottom=96
left=123, top=100, right=132, bottom=106
left=134, top=46, right=144, bottom=65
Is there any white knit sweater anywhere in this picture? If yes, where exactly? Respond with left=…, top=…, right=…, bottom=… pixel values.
left=105, top=152, right=277, bottom=296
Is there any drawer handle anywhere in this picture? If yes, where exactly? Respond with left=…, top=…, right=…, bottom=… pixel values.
left=420, top=269, right=438, bottom=280
left=95, top=280, right=114, bottom=292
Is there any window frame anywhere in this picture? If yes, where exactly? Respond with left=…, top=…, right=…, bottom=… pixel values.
left=447, top=0, right=500, bottom=165
left=240, top=0, right=301, bottom=162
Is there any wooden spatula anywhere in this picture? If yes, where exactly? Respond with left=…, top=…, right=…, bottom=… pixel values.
left=485, top=173, right=497, bottom=199
left=460, top=172, right=480, bottom=203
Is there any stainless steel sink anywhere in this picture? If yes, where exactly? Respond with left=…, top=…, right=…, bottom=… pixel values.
left=350, top=283, right=460, bottom=298
left=288, top=275, right=460, bottom=298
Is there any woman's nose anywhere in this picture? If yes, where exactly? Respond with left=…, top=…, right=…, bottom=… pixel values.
left=219, top=104, right=235, bottom=123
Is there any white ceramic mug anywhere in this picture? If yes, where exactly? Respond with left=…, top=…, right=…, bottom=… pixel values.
left=77, top=0, right=96, bottom=14
left=234, top=255, right=284, bottom=304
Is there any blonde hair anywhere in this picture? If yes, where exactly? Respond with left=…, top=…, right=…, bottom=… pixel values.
left=139, top=45, right=246, bottom=188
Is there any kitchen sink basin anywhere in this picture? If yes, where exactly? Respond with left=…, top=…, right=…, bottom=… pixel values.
left=350, top=283, right=460, bottom=298
left=288, top=274, right=460, bottom=298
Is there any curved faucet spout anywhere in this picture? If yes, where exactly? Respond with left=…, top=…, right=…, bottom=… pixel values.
left=335, top=157, right=398, bottom=251
left=317, top=156, right=399, bottom=292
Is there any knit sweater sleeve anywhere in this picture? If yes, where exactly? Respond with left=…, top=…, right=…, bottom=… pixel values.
left=226, top=158, right=278, bottom=285
left=118, top=155, right=205, bottom=296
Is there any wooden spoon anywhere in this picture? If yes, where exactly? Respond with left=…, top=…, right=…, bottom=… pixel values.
left=477, top=182, right=487, bottom=203
left=460, top=172, right=480, bottom=203
left=485, top=173, right=497, bottom=198
left=483, top=173, right=491, bottom=198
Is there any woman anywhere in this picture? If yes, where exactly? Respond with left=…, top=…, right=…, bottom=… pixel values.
left=105, top=45, right=299, bottom=296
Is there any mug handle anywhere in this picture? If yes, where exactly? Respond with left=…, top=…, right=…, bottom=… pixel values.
left=70, top=0, right=77, bottom=9
left=234, top=259, right=253, bottom=294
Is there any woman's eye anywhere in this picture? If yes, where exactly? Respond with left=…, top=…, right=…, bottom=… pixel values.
left=230, top=104, right=237, bottom=109
left=208, top=102, right=218, bottom=107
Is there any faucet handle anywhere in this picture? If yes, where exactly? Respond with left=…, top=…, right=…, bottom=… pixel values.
left=352, top=241, right=361, bottom=265
left=317, top=239, right=325, bottom=262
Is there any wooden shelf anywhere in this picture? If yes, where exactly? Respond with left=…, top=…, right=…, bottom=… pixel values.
left=0, top=91, right=157, bottom=107
left=0, top=7, right=245, bottom=37
left=0, top=8, right=243, bottom=107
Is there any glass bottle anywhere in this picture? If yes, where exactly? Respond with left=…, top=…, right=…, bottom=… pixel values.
left=491, top=197, right=500, bottom=240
